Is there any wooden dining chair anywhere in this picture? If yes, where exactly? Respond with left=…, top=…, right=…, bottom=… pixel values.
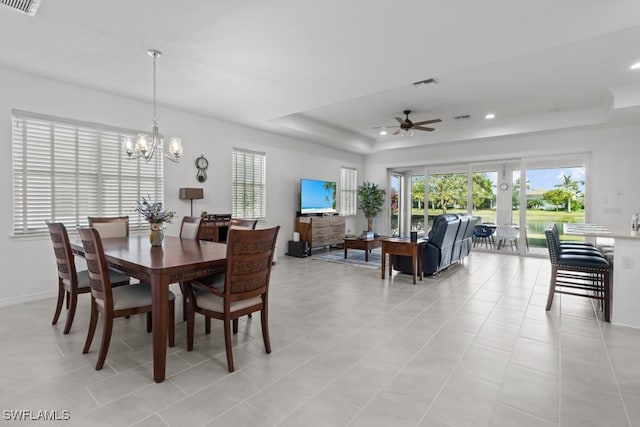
left=46, top=222, right=131, bottom=334
left=179, top=216, right=203, bottom=320
left=229, top=218, right=258, bottom=230
left=185, top=226, right=280, bottom=372
left=78, top=227, right=175, bottom=370
left=87, top=216, right=129, bottom=238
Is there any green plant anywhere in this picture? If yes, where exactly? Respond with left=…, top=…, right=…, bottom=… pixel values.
left=136, top=196, right=175, bottom=224
left=358, top=181, right=386, bottom=231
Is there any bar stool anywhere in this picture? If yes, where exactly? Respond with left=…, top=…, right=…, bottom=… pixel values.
left=544, top=226, right=611, bottom=322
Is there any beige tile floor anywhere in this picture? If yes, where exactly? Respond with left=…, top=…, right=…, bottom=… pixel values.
left=1, top=251, right=639, bottom=426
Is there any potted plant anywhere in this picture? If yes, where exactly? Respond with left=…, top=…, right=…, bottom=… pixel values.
left=136, top=196, right=175, bottom=246
left=358, top=181, right=386, bottom=232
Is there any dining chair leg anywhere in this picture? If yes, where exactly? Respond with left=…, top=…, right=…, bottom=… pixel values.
left=52, top=281, right=65, bottom=326
left=146, top=312, right=152, bottom=333
left=83, top=299, right=99, bottom=354
left=186, top=301, right=195, bottom=352
left=96, top=313, right=114, bottom=370
left=179, top=282, right=188, bottom=322
left=223, top=317, right=234, bottom=372
left=205, top=317, right=211, bottom=335
left=261, top=307, right=271, bottom=354
left=232, top=318, right=239, bottom=334
left=168, top=300, right=175, bottom=348
left=63, top=291, right=79, bottom=335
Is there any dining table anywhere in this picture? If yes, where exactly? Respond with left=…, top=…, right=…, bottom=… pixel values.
left=70, top=234, right=227, bottom=383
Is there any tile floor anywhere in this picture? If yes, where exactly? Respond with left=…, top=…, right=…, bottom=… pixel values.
left=1, top=251, right=639, bottom=426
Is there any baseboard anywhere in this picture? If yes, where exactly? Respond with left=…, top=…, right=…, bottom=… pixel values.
left=0, top=290, right=57, bottom=307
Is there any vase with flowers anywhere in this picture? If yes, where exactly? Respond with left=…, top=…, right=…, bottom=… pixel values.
left=136, top=196, right=175, bottom=246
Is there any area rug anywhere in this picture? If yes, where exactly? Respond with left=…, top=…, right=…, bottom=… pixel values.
left=313, top=248, right=382, bottom=269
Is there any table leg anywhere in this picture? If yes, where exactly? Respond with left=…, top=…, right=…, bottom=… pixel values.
left=151, top=274, right=169, bottom=383
left=381, top=250, right=386, bottom=279
left=389, top=255, right=393, bottom=277
left=365, top=249, right=369, bottom=262
left=412, top=252, right=417, bottom=284
left=344, top=245, right=348, bottom=259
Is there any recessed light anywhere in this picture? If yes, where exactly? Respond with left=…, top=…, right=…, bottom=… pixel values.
left=630, top=62, right=640, bottom=70
left=485, top=113, right=496, bottom=120
left=379, top=129, right=388, bottom=136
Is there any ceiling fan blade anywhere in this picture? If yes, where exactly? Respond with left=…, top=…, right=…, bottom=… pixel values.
left=412, top=119, right=442, bottom=126
left=392, top=129, right=401, bottom=135
left=414, top=126, right=435, bottom=131
left=395, top=117, right=409, bottom=126
left=371, top=125, right=400, bottom=129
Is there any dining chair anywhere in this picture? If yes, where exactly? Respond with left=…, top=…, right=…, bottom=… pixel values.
left=185, top=226, right=280, bottom=372
left=179, top=216, right=204, bottom=320
left=495, top=224, right=519, bottom=251
left=472, top=224, right=495, bottom=249
left=229, top=218, right=258, bottom=230
left=46, top=222, right=131, bottom=334
left=78, top=227, right=175, bottom=370
left=87, top=216, right=129, bottom=238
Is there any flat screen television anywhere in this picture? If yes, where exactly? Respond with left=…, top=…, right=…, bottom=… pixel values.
left=300, top=179, right=337, bottom=215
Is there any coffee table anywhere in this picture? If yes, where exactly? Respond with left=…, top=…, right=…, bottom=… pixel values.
left=344, top=236, right=382, bottom=262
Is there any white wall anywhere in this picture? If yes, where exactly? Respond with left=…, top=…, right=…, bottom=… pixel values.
left=0, top=67, right=363, bottom=306
left=364, top=126, right=640, bottom=234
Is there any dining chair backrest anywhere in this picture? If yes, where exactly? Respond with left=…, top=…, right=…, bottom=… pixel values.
left=224, top=226, right=279, bottom=299
left=77, top=227, right=113, bottom=307
left=496, top=224, right=518, bottom=239
left=229, top=218, right=258, bottom=230
left=88, top=216, right=129, bottom=238
left=46, top=222, right=78, bottom=290
left=180, top=216, right=202, bottom=239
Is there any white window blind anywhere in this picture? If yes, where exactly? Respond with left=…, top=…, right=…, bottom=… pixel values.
left=340, top=167, right=357, bottom=216
left=12, top=110, right=164, bottom=236
left=232, top=148, right=266, bottom=220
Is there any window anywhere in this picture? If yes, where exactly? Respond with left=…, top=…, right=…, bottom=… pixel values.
left=232, top=148, right=266, bottom=220
left=340, top=167, right=357, bottom=216
left=12, top=110, right=164, bottom=236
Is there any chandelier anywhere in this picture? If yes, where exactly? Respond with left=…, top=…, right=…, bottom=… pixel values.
left=122, top=49, right=183, bottom=163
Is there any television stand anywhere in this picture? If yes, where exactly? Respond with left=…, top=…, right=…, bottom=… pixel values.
left=295, top=216, right=345, bottom=254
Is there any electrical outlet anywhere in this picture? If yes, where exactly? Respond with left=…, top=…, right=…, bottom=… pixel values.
left=622, top=256, right=634, bottom=269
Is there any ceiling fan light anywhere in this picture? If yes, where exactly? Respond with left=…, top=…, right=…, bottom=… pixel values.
left=400, top=129, right=414, bottom=137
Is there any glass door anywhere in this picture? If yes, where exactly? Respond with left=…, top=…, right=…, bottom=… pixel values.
left=390, top=173, right=402, bottom=237
left=519, top=159, right=587, bottom=254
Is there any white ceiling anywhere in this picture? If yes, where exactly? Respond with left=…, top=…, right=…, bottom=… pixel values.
left=1, top=1, right=640, bottom=154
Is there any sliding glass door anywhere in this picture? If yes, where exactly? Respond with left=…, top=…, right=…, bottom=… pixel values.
left=388, top=153, right=588, bottom=257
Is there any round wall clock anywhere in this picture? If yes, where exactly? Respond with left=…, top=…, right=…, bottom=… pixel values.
left=195, top=155, right=208, bottom=183
left=499, top=183, right=509, bottom=191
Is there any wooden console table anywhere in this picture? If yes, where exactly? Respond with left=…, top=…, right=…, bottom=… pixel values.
left=198, top=214, right=231, bottom=242
left=380, top=237, right=425, bottom=284
left=295, top=215, right=345, bottom=254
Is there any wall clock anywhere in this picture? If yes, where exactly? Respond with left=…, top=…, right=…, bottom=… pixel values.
left=195, top=155, right=208, bottom=183
left=499, top=183, right=509, bottom=191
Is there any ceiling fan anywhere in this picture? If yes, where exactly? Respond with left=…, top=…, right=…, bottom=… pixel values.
left=374, top=110, right=442, bottom=135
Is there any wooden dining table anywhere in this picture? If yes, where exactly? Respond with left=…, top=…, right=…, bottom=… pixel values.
left=70, top=235, right=227, bottom=383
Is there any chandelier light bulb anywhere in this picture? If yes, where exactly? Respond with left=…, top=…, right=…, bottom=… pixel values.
left=168, top=137, right=183, bottom=158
